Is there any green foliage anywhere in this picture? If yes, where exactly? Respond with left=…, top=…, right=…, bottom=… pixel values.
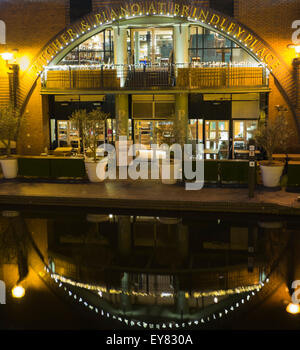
left=252, top=106, right=294, bottom=165
left=70, top=107, right=110, bottom=162
left=0, top=104, right=22, bottom=156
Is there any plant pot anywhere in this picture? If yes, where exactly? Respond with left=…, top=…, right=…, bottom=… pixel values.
left=160, top=159, right=182, bottom=185
left=0, top=158, right=18, bottom=179
left=86, top=214, right=109, bottom=223
left=85, top=157, right=108, bottom=183
left=260, top=162, right=284, bottom=188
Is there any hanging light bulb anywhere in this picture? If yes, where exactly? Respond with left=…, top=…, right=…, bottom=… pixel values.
left=12, top=285, right=25, bottom=299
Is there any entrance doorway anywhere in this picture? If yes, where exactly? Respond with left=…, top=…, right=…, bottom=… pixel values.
left=134, top=120, right=174, bottom=148
left=205, top=120, right=230, bottom=159
left=232, top=120, right=258, bottom=158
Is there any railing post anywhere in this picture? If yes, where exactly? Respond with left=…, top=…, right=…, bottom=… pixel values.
left=262, top=67, right=267, bottom=86
left=101, top=65, right=104, bottom=88
left=248, top=140, right=256, bottom=199
left=227, top=64, right=230, bottom=88
left=69, top=66, right=72, bottom=89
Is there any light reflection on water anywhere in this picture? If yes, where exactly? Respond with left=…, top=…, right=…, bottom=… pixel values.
left=0, top=208, right=299, bottom=329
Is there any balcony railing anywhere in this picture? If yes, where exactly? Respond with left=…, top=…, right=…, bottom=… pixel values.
left=41, top=63, right=269, bottom=91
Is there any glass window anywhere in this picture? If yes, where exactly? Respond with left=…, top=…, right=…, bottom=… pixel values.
left=188, top=119, right=203, bottom=143
left=132, top=28, right=173, bottom=66
left=189, top=25, right=258, bottom=66
left=233, top=120, right=258, bottom=157
left=231, top=48, right=257, bottom=65
left=205, top=120, right=229, bottom=159
left=61, top=29, right=116, bottom=65
left=155, top=102, right=175, bottom=119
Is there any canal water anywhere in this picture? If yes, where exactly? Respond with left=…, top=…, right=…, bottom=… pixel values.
left=0, top=206, right=300, bottom=330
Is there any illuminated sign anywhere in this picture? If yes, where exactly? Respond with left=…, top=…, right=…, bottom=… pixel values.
left=26, top=1, right=282, bottom=77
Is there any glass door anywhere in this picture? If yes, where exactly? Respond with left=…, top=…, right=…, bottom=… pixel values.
left=134, top=120, right=174, bottom=148
left=134, top=120, right=154, bottom=148
left=57, top=120, right=81, bottom=149
left=205, top=121, right=229, bottom=159
left=188, top=119, right=203, bottom=143
left=233, top=120, right=258, bottom=158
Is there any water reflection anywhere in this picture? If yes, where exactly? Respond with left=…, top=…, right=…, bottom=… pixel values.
left=0, top=209, right=299, bottom=329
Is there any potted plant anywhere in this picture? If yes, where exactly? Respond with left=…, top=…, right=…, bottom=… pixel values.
left=253, top=106, right=294, bottom=188
left=70, top=107, right=109, bottom=182
left=0, top=104, right=23, bottom=179
left=155, top=117, right=182, bottom=185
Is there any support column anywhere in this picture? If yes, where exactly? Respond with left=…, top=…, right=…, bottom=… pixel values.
left=177, top=223, right=189, bottom=261
left=115, top=94, right=129, bottom=140
left=176, top=291, right=189, bottom=318
left=120, top=272, right=131, bottom=311
left=173, top=24, right=189, bottom=66
left=134, top=31, right=140, bottom=65
left=113, top=26, right=128, bottom=87
left=117, top=216, right=131, bottom=257
left=175, top=93, right=189, bottom=145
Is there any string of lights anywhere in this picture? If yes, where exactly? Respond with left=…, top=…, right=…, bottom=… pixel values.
left=49, top=272, right=263, bottom=299
left=44, top=266, right=270, bottom=329
left=37, top=12, right=270, bottom=78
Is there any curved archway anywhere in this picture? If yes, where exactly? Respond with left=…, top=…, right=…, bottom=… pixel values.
left=19, top=4, right=297, bottom=129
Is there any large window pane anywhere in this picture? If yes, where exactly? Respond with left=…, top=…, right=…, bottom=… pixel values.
left=61, top=29, right=115, bottom=65
left=189, top=25, right=259, bottom=65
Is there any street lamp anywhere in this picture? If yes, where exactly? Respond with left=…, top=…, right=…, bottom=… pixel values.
left=0, top=52, right=14, bottom=62
left=287, top=44, right=300, bottom=58
left=0, top=49, right=18, bottom=66
left=11, top=285, right=25, bottom=299
left=286, top=302, right=300, bottom=315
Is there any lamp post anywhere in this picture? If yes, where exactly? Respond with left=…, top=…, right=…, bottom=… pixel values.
left=0, top=49, right=19, bottom=107
left=287, top=44, right=300, bottom=58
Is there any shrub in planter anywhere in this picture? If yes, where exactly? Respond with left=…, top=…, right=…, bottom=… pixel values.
left=0, top=104, right=23, bottom=179
left=70, top=108, right=110, bottom=183
left=252, top=106, right=294, bottom=188
left=155, top=116, right=182, bottom=184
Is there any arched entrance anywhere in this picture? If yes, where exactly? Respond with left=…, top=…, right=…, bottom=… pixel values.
left=17, top=2, right=298, bottom=155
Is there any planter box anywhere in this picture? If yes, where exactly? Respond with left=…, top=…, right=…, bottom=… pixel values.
left=220, top=160, right=251, bottom=186
left=18, top=158, right=51, bottom=177
left=18, top=157, right=86, bottom=179
left=50, top=158, right=86, bottom=178
left=286, top=162, right=300, bottom=192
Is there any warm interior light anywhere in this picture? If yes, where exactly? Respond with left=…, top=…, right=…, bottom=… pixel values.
left=19, top=56, right=30, bottom=71
left=295, top=45, right=300, bottom=54
left=12, top=285, right=25, bottom=299
left=288, top=44, right=300, bottom=57
left=286, top=303, right=300, bottom=315
left=0, top=52, right=14, bottom=61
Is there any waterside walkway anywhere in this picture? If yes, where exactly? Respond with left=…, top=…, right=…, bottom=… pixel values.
left=0, top=179, right=299, bottom=216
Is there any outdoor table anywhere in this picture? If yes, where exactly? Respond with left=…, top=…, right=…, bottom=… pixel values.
left=235, top=150, right=261, bottom=155
left=288, top=154, right=300, bottom=160
left=272, top=154, right=287, bottom=160
left=54, top=147, right=73, bottom=156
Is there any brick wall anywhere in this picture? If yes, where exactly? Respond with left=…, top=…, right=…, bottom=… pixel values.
left=0, top=0, right=68, bottom=154
left=234, top=0, right=300, bottom=137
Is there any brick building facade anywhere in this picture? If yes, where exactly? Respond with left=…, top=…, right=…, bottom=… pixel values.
left=0, top=0, right=299, bottom=155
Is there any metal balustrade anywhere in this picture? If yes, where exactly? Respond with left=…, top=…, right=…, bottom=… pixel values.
left=41, top=63, right=269, bottom=91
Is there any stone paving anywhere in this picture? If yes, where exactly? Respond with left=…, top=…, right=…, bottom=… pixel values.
left=0, top=179, right=299, bottom=215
